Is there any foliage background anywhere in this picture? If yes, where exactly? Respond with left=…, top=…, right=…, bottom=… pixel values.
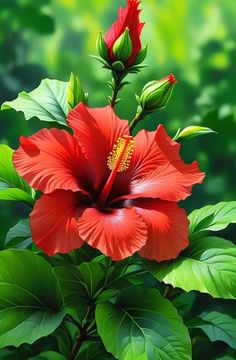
left=0, top=0, right=235, bottom=357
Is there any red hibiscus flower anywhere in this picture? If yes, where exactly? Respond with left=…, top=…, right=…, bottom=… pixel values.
left=104, top=0, right=144, bottom=66
left=14, top=104, right=204, bottom=261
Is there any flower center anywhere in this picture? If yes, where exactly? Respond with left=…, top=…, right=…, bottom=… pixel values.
left=97, top=135, right=134, bottom=207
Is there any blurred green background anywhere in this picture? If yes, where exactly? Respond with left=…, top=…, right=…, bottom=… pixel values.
left=0, top=0, right=236, bottom=358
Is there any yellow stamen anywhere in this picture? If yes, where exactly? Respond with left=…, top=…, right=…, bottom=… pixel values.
left=107, top=135, right=134, bottom=172
left=98, top=135, right=134, bottom=207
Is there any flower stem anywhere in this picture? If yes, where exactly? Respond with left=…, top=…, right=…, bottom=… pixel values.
left=110, top=86, right=119, bottom=108
left=129, top=111, right=144, bottom=133
left=109, top=70, right=128, bottom=108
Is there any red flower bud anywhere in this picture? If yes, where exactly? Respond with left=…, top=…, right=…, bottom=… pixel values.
left=140, top=74, right=177, bottom=113
left=104, top=0, right=144, bottom=66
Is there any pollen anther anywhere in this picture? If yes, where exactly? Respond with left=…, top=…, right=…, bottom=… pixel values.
left=107, top=135, right=134, bottom=172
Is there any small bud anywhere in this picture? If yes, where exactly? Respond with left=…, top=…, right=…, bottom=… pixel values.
left=67, top=72, right=85, bottom=111
left=112, top=61, right=125, bottom=71
left=112, top=28, right=132, bottom=62
left=140, top=74, right=177, bottom=113
left=96, top=31, right=109, bottom=61
left=173, top=126, right=216, bottom=142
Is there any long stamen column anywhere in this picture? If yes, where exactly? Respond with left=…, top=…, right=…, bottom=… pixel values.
left=98, top=135, right=134, bottom=207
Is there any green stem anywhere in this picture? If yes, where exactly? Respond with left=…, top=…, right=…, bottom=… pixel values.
left=163, top=284, right=173, bottom=299
left=65, top=315, right=82, bottom=332
left=129, top=111, right=145, bottom=133
left=109, top=71, right=128, bottom=108
left=110, top=86, right=119, bottom=108
left=86, top=319, right=96, bottom=334
left=68, top=306, right=94, bottom=360
left=69, top=327, right=87, bottom=360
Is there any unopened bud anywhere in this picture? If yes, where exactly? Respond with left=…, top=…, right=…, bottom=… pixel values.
left=97, top=31, right=109, bottom=61
left=140, top=74, right=177, bottom=112
left=113, top=28, right=132, bottom=62
left=67, top=72, right=86, bottom=111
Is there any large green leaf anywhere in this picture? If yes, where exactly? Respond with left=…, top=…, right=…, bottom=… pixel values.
left=4, top=219, right=32, bottom=249
left=1, top=79, right=69, bottom=126
left=147, top=203, right=236, bottom=299
left=0, top=144, right=35, bottom=204
left=146, top=236, right=236, bottom=299
left=53, top=262, right=105, bottom=323
left=189, top=201, right=236, bottom=239
left=187, top=311, right=236, bottom=349
left=0, top=250, right=65, bottom=348
left=96, top=287, right=191, bottom=360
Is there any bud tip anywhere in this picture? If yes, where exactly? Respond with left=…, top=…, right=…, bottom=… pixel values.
left=167, top=73, right=177, bottom=84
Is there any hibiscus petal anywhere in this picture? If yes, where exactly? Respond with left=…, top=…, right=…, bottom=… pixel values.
left=130, top=125, right=184, bottom=180
left=104, top=0, right=144, bottom=64
left=14, top=128, right=89, bottom=194
left=30, top=190, right=85, bottom=255
left=78, top=206, right=147, bottom=260
left=112, top=125, right=205, bottom=203
left=129, top=159, right=204, bottom=202
left=132, top=199, right=189, bottom=261
left=67, top=103, right=129, bottom=189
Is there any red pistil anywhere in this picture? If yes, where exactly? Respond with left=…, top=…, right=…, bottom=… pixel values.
left=97, top=135, right=134, bottom=207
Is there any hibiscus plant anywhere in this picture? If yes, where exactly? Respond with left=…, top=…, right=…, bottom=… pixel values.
left=0, top=1, right=236, bottom=359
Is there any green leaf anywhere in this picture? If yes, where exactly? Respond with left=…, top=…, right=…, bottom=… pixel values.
left=189, top=201, right=236, bottom=239
left=173, top=292, right=196, bottom=316
left=146, top=236, right=236, bottom=299
left=53, top=262, right=105, bottom=323
left=0, top=347, right=32, bottom=360
left=187, top=311, right=236, bottom=349
left=96, top=287, right=191, bottom=360
left=53, top=321, right=77, bottom=358
left=0, top=250, right=65, bottom=348
left=54, top=261, right=105, bottom=304
left=0, top=144, right=35, bottom=204
left=4, top=219, right=32, bottom=249
left=96, top=289, right=120, bottom=303
left=67, top=72, right=85, bottom=111
left=1, top=79, right=69, bottom=126
left=214, top=356, right=236, bottom=360
left=173, top=126, right=216, bottom=141
left=28, top=352, right=65, bottom=360
left=54, top=244, right=100, bottom=267
left=77, top=339, right=116, bottom=359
